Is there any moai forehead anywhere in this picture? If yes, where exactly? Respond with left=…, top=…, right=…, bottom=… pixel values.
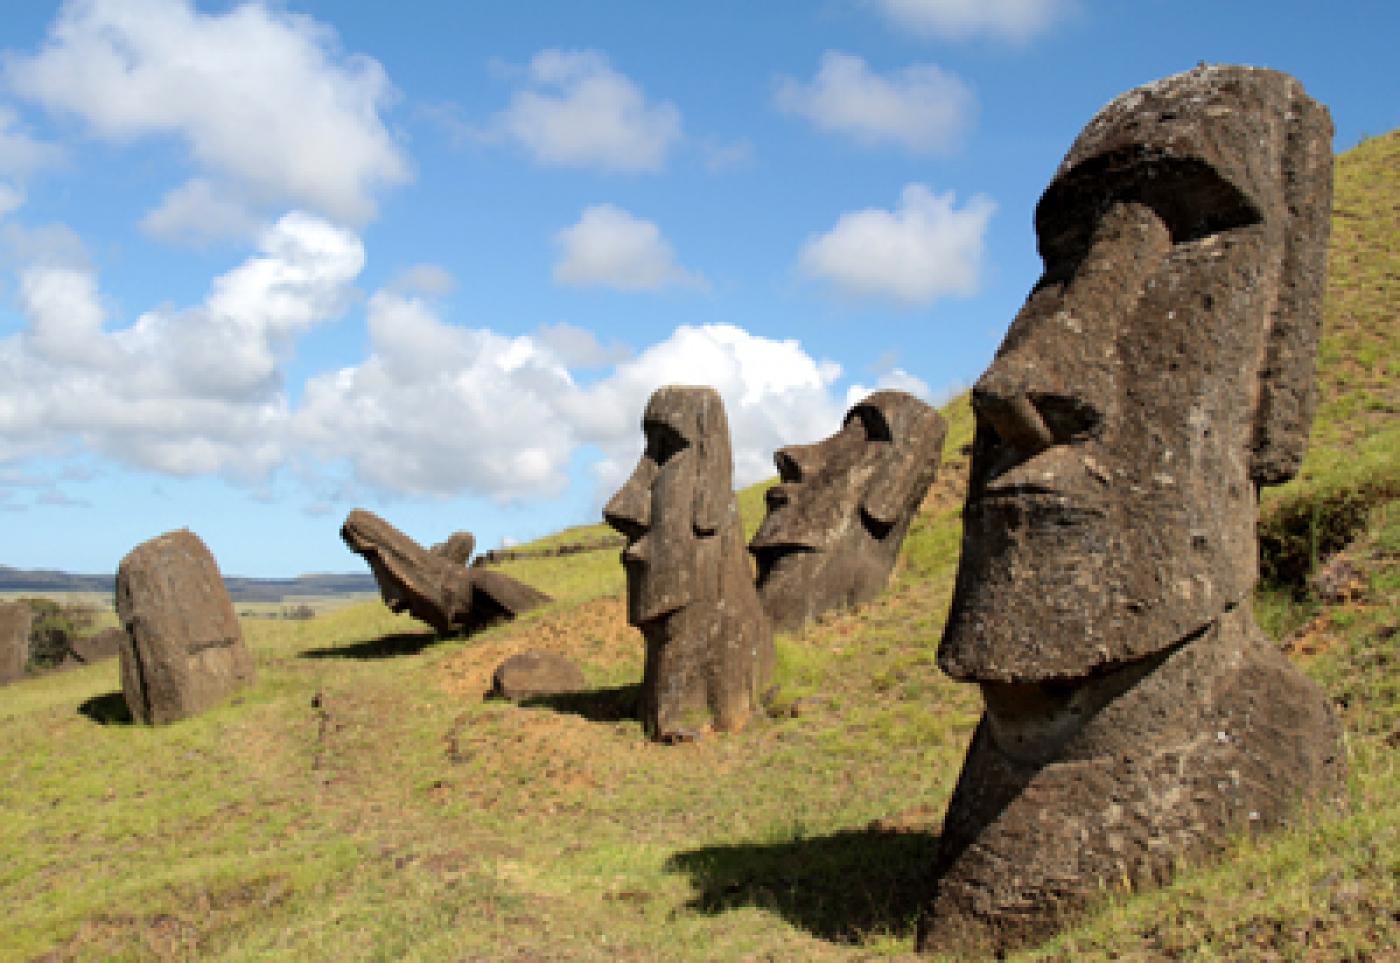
left=1038, top=64, right=1334, bottom=482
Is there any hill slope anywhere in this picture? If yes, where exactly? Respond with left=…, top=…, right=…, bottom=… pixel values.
left=0, top=133, right=1395, bottom=960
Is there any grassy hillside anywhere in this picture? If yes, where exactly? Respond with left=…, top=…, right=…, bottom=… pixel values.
left=1, top=132, right=1396, bottom=961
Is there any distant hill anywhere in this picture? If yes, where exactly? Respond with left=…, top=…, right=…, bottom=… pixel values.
left=0, top=564, right=376, bottom=602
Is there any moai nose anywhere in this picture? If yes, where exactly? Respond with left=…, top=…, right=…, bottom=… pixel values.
left=973, top=378, right=1055, bottom=457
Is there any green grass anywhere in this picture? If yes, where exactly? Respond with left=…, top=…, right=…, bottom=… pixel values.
left=2, top=132, right=1397, bottom=960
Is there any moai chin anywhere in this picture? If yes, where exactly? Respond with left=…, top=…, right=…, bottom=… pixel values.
left=604, top=385, right=774, bottom=742
left=749, top=390, right=946, bottom=632
left=919, top=65, right=1345, bottom=955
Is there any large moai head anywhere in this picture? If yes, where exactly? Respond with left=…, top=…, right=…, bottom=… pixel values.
left=604, top=386, right=736, bottom=631
left=939, top=64, right=1334, bottom=683
left=750, top=390, right=946, bottom=631
left=919, top=65, right=1342, bottom=955
left=604, top=385, right=774, bottom=739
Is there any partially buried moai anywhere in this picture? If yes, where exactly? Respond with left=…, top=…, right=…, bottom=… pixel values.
left=749, top=390, right=946, bottom=632
left=115, top=529, right=256, bottom=724
left=918, top=65, right=1345, bottom=954
left=604, top=386, right=774, bottom=741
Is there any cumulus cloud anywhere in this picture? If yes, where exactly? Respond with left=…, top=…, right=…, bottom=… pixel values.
left=0, top=211, right=362, bottom=476
left=391, top=263, right=457, bottom=297
left=292, top=291, right=580, bottom=499
left=873, top=0, right=1074, bottom=43
left=553, top=204, right=706, bottom=292
left=799, top=183, right=995, bottom=306
left=5, top=0, right=409, bottom=224
left=774, top=51, right=974, bottom=154
left=140, top=178, right=263, bottom=246
left=567, top=324, right=846, bottom=494
left=0, top=183, right=23, bottom=218
left=0, top=105, right=63, bottom=181
left=292, top=317, right=846, bottom=504
left=486, top=49, right=681, bottom=173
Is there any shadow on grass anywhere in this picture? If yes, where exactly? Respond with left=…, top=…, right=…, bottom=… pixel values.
left=78, top=690, right=133, bottom=725
left=299, top=630, right=442, bottom=661
left=518, top=683, right=641, bottom=723
left=666, top=827, right=939, bottom=944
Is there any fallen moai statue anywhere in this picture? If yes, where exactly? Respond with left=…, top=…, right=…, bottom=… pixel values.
left=750, top=390, right=946, bottom=632
left=604, top=385, right=774, bottom=741
left=0, top=601, right=33, bottom=684
left=490, top=649, right=587, bottom=701
left=340, top=510, right=550, bottom=634
left=919, top=64, right=1345, bottom=955
left=115, top=529, right=256, bottom=724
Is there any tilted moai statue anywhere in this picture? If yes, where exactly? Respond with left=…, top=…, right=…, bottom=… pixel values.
left=918, top=65, right=1345, bottom=954
left=604, top=386, right=774, bottom=741
left=341, top=510, right=549, bottom=634
left=750, top=390, right=946, bottom=632
left=115, top=529, right=256, bottom=724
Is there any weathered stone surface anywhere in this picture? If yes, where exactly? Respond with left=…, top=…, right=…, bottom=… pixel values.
left=340, top=510, right=549, bottom=634
left=490, top=649, right=587, bottom=701
left=604, top=386, right=774, bottom=741
left=0, top=601, right=33, bottom=684
left=115, top=529, right=255, bottom=725
left=430, top=531, right=476, bottom=567
left=920, top=65, right=1345, bottom=955
left=67, top=627, right=124, bottom=665
left=750, top=390, right=945, bottom=632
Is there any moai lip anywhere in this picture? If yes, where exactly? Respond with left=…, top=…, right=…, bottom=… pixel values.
left=604, top=386, right=774, bottom=741
left=919, top=65, right=1346, bottom=956
left=750, top=389, right=946, bottom=633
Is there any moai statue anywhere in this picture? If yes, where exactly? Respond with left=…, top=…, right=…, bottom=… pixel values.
left=341, top=511, right=549, bottom=634
left=918, top=65, right=1345, bottom=954
left=115, top=529, right=256, bottom=724
left=0, top=601, right=33, bottom=684
left=750, top=390, right=946, bottom=632
left=604, top=386, right=775, bottom=741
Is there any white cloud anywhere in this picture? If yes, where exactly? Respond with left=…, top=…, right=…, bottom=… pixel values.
left=774, top=51, right=974, bottom=155
left=873, top=0, right=1073, bottom=43
left=0, top=105, right=63, bottom=180
left=553, top=204, right=706, bottom=292
left=391, top=263, right=457, bottom=297
left=568, top=324, right=846, bottom=494
left=291, top=290, right=581, bottom=499
left=487, top=49, right=681, bottom=173
left=535, top=321, right=630, bottom=369
left=5, top=0, right=409, bottom=224
left=0, top=183, right=23, bottom=218
left=845, top=368, right=935, bottom=408
left=140, top=178, right=263, bottom=246
left=0, top=211, right=362, bottom=476
left=799, top=183, right=995, bottom=306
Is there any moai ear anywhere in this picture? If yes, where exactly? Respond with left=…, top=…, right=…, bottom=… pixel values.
left=691, top=389, right=733, bottom=536
left=861, top=407, right=947, bottom=531
left=1250, top=86, right=1333, bottom=486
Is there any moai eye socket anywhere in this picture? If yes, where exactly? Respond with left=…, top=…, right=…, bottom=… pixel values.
left=643, top=420, right=690, bottom=466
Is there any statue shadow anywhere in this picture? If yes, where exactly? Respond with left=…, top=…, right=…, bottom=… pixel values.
left=78, top=691, right=133, bottom=725
left=665, top=827, right=939, bottom=944
left=300, top=630, right=442, bottom=661
left=516, top=684, right=641, bottom=724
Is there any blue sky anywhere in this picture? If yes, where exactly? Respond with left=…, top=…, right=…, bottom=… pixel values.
left=0, top=0, right=1395, bottom=577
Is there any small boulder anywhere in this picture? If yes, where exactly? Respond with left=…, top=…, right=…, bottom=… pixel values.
left=490, top=650, right=587, bottom=701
